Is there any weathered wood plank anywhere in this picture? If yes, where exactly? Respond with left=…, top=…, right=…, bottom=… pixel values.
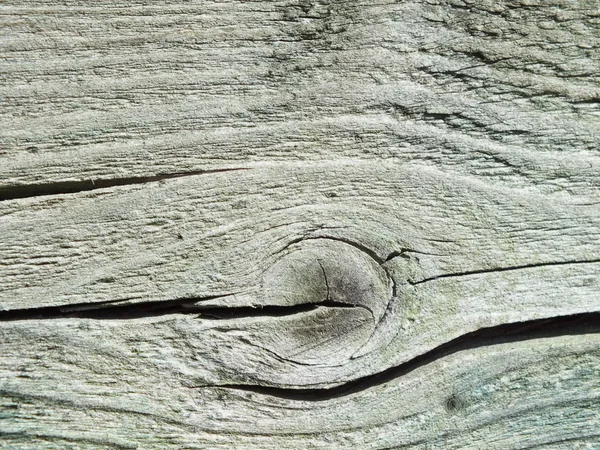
left=2, top=162, right=597, bottom=310
left=1, top=162, right=598, bottom=387
left=1, top=324, right=599, bottom=449
left=2, top=0, right=599, bottom=447
left=1, top=0, right=599, bottom=198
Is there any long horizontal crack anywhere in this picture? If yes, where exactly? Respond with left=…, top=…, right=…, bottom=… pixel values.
left=411, top=258, right=600, bottom=285
left=0, top=298, right=361, bottom=322
left=0, top=295, right=231, bottom=321
left=197, top=301, right=363, bottom=320
left=0, top=167, right=249, bottom=202
left=210, top=311, right=600, bottom=401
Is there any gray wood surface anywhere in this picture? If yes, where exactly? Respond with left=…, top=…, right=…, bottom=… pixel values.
left=2, top=327, right=599, bottom=449
left=1, top=0, right=599, bottom=448
left=1, top=0, right=599, bottom=196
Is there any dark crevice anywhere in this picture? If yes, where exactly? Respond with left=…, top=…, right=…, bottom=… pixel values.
left=0, top=295, right=234, bottom=321
left=196, top=301, right=360, bottom=320
left=212, top=311, right=600, bottom=401
left=197, top=303, right=319, bottom=320
left=384, top=248, right=445, bottom=262
left=317, top=259, right=330, bottom=301
left=411, top=258, right=600, bottom=285
left=0, top=297, right=361, bottom=322
left=384, top=249, right=409, bottom=262
left=0, top=168, right=249, bottom=202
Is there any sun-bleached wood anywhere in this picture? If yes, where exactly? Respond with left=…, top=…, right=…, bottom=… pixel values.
left=1, top=162, right=598, bottom=311
left=1, top=0, right=599, bottom=448
left=1, top=0, right=599, bottom=199
left=1, top=162, right=598, bottom=388
left=1, top=326, right=599, bottom=449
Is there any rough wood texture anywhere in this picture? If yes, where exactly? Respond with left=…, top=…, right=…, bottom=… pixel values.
left=1, top=162, right=599, bottom=390
left=2, top=326, right=599, bottom=449
left=1, top=0, right=599, bottom=448
left=1, top=0, right=599, bottom=198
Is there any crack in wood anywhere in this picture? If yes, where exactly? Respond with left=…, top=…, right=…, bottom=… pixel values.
left=197, top=301, right=364, bottom=320
left=0, top=168, right=250, bottom=202
left=204, top=311, right=600, bottom=401
left=289, top=235, right=396, bottom=309
left=0, top=294, right=234, bottom=321
left=0, top=296, right=364, bottom=322
left=317, top=259, right=330, bottom=302
left=384, top=248, right=446, bottom=262
left=312, top=257, right=376, bottom=321
left=410, top=259, right=600, bottom=285
left=0, top=237, right=387, bottom=323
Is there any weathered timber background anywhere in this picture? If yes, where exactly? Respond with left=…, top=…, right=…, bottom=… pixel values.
left=1, top=0, right=599, bottom=448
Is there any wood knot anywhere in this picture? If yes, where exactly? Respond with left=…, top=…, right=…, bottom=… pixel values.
left=259, top=238, right=393, bottom=364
